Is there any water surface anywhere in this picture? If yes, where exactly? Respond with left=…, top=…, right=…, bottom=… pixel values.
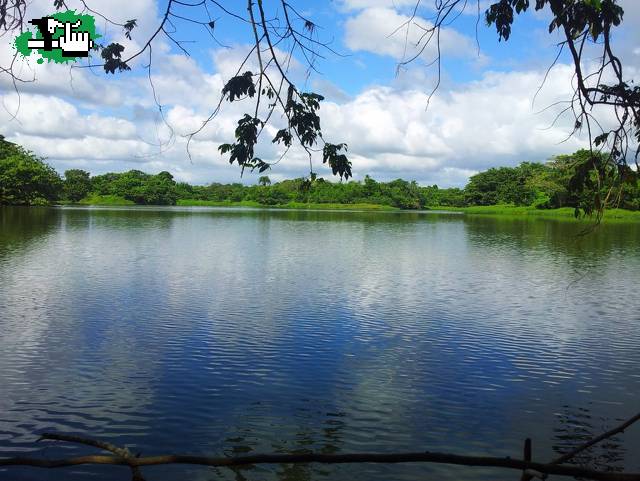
left=1, top=206, right=639, bottom=480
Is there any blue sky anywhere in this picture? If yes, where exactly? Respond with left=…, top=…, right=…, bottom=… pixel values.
left=1, top=0, right=639, bottom=186
left=172, top=0, right=562, bottom=92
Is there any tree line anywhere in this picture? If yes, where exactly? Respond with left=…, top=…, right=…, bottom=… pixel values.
left=1, top=137, right=638, bottom=211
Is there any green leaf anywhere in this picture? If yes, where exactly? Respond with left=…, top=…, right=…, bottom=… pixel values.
left=222, top=72, right=256, bottom=102
left=101, top=43, right=130, bottom=74
left=124, top=19, right=137, bottom=40
left=322, top=143, right=352, bottom=180
left=272, top=129, right=293, bottom=147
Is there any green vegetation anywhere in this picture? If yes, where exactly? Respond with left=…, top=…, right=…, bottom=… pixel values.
left=435, top=206, right=640, bottom=222
left=176, top=199, right=262, bottom=208
left=90, top=169, right=179, bottom=205
left=176, top=199, right=395, bottom=210
left=63, top=169, right=92, bottom=202
left=463, top=151, right=640, bottom=214
left=76, top=194, right=135, bottom=206
left=280, top=202, right=396, bottom=211
left=1, top=138, right=639, bottom=219
left=0, top=136, right=62, bottom=205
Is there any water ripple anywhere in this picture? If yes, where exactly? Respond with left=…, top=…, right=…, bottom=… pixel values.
left=0, top=207, right=639, bottom=481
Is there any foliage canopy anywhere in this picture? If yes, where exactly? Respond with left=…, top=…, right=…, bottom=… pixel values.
left=0, top=136, right=62, bottom=205
left=2, top=137, right=638, bottom=212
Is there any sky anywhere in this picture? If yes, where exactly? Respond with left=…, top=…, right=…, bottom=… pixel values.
left=1, top=0, right=639, bottom=187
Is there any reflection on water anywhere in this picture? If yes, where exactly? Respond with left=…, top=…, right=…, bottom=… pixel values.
left=552, top=405, right=626, bottom=473
left=0, top=207, right=59, bottom=256
left=0, top=206, right=639, bottom=481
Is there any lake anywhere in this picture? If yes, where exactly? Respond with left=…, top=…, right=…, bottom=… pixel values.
left=1, top=205, right=639, bottom=481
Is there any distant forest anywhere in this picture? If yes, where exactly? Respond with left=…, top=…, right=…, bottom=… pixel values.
left=1, top=137, right=639, bottom=211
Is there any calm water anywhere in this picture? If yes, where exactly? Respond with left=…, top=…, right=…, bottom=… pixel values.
left=1, top=206, right=639, bottom=481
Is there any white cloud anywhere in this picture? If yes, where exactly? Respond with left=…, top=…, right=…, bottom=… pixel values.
left=4, top=60, right=592, bottom=187
left=0, top=45, right=125, bottom=107
left=0, top=3, right=600, bottom=190
left=338, top=0, right=418, bottom=10
left=0, top=0, right=167, bottom=109
left=344, top=7, right=475, bottom=63
left=13, top=134, right=154, bottom=161
left=318, top=63, right=590, bottom=184
left=616, top=0, right=640, bottom=68
left=338, top=0, right=489, bottom=14
left=52, top=0, right=162, bottom=66
left=1, top=94, right=137, bottom=140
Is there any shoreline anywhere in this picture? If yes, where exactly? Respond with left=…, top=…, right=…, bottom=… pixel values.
left=432, top=205, right=640, bottom=221
left=176, top=200, right=399, bottom=211
left=31, top=200, right=640, bottom=221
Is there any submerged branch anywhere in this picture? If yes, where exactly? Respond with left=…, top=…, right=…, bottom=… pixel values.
left=552, top=411, right=640, bottom=465
left=0, top=412, right=637, bottom=481
left=37, top=433, right=146, bottom=481
left=2, top=448, right=640, bottom=480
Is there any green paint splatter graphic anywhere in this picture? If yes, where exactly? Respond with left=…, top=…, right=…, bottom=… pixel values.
left=14, top=10, right=101, bottom=64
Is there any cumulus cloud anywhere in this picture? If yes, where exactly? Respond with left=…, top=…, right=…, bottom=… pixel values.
left=0, top=1, right=603, bottom=188
left=338, top=0, right=490, bottom=14
left=1, top=94, right=137, bottom=140
left=0, top=0, right=165, bottom=108
left=317, top=64, right=589, bottom=185
left=344, top=7, right=476, bottom=63
left=615, top=0, right=640, bottom=68
left=0, top=45, right=125, bottom=107
left=2, top=57, right=591, bottom=187
left=338, top=0, right=418, bottom=10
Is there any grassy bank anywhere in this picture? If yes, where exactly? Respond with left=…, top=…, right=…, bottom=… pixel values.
left=176, top=199, right=263, bottom=208
left=433, top=205, right=640, bottom=221
left=60, top=197, right=396, bottom=210
left=177, top=199, right=398, bottom=210
left=280, top=202, right=397, bottom=211
left=60, top=197, right=639, bottom=220
left=76, top=195, right=135, bottom=206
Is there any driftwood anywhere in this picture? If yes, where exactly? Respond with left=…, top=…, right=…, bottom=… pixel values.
left=1, top=411, right=638, bottom=481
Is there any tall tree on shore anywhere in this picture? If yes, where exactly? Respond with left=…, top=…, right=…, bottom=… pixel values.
left=0, top=137, right=62, bottom=205
left=63, top=169, right=91, bottom=202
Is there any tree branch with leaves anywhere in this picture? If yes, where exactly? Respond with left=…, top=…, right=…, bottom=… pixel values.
left=392, top=0, right=638, bottom=220
left=0, top=0, right=637, bottom=213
